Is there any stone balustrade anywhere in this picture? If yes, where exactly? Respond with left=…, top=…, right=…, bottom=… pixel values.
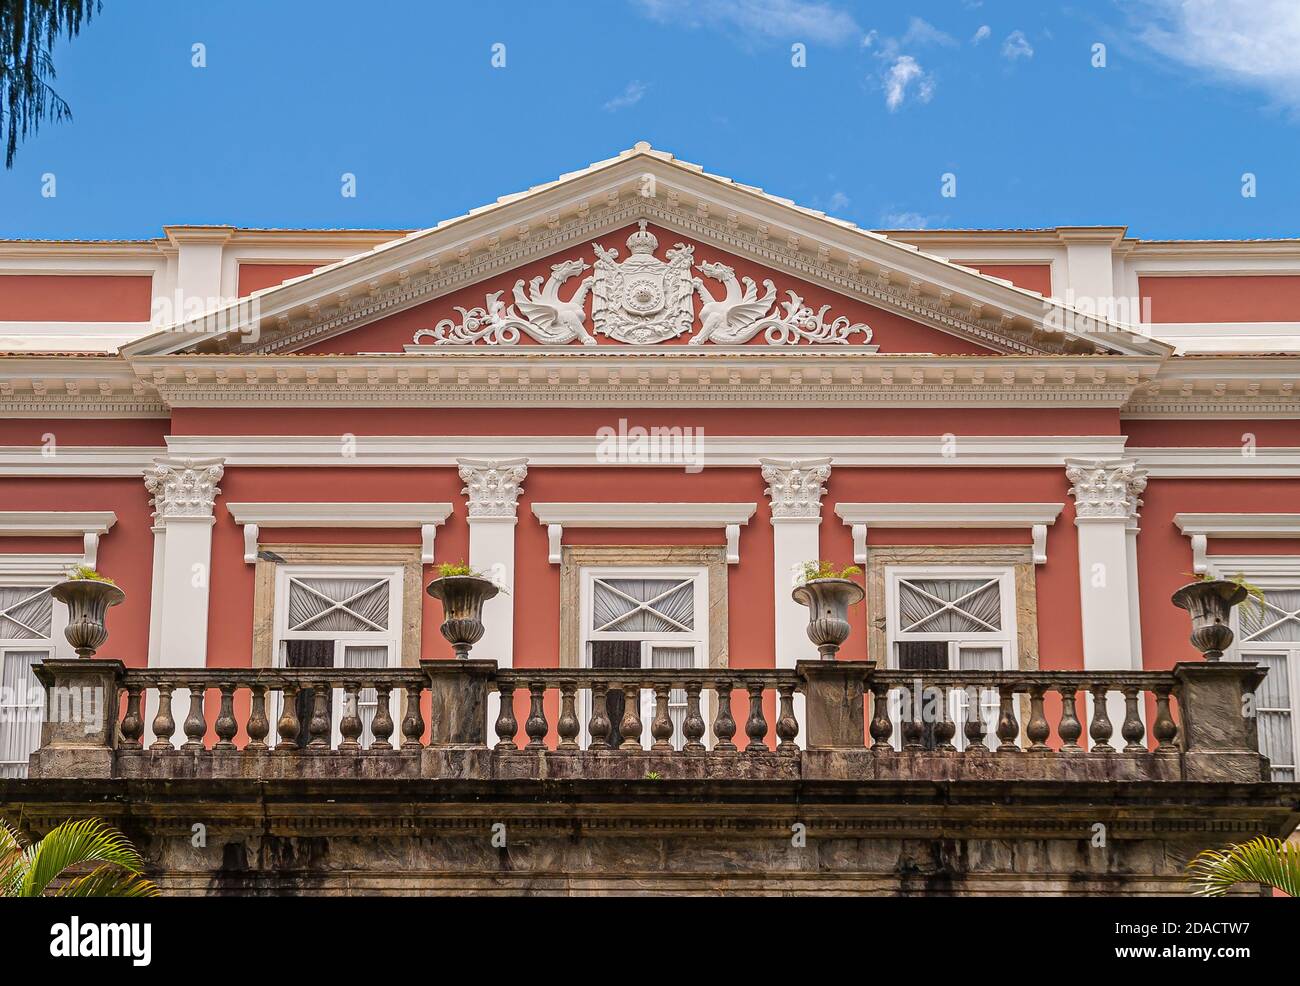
left=26, top=658, right=1270, bottom=784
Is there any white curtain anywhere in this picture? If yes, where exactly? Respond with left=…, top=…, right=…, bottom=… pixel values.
left=650, top=645, right=694, bottom=748
left=0, top=586, right=52, bottom=640
left=898, top=578, right=1002, bottom=634
left=0, top=650, right=45, bottom=778
left=344, top=645, right=390, bottom=746
left=1253, top=652, right=1295, bottom=781
left=1241, top=589, right=1300, bottom=643
left=593, top=578, right=694, bottom=633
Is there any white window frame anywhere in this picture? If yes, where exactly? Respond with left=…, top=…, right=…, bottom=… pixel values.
left=271, top=564, right=403, bottom=747
left=0, top=569, right=74, bottom=777
left=884, top=565, right=1017, bottom=751
left=1223, top=572, right=1300, bottom=782
left=579, top=565, right=708, bottom=748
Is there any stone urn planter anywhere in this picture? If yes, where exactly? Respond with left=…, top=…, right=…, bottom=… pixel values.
left=426, top=575, right=499, bottom=659
left=1171, top=579, right=1248, bottom=661
left=50, top=577, right=125, bottom=658
left=792, top=577, right=865, bottom=659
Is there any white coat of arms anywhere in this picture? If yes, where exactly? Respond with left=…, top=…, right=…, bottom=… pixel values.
left=590, top=220, right=696, bottom=344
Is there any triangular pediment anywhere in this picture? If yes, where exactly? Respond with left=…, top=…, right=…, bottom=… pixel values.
left=124, top=144, right=1168, bottom=359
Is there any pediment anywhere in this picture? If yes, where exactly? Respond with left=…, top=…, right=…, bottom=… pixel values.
left=124, top=144, right=1168, bottom=359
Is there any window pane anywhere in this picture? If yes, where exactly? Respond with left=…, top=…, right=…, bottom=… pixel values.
left=592, top=578, right=694, bottom=633
left=957, top=646, right=1004, bottom=751
left=288, top=578, right=389, bottom=633
left=1241, top=590, right=1300, bottom=643
left=0, top=650, right=46, bottom=779
left=898, top=579, right=1001, bottom=634
left=0, top=587, right=52, bottom=640
left=1248, top=652, right=1294, bottom=777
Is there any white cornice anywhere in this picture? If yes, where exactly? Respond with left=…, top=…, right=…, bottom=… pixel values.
left=1130, top=446, right=1300, bottom=477
left=0, top=510, right=118, bottom=568
left=0, top=446, right=164, bottom=476
left=225, top=501, right=453, bottom=565
left=530, top=501, right=756, bottom=564
left=128, top=353, right=1159, bottom=408
left=1174, top=512, right=1300, bottom=574
left=163, top=434, right=1129, bottom=469
left=834, top=502, right=1063, bottom=565
left=1203, top=554, right=1300, bottom=581
left=0, top=553, right=85, bottom=578
left=1125, top=356, right=1300, bottom=417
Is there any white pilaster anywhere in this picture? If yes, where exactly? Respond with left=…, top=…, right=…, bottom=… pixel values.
left=143, top=457, right=224, bottom=747
left=1066, top=458, right=1147, bottom=736
left=762, top=457, right=832, bottom=742
left=459, top=458, right=527, bottom=736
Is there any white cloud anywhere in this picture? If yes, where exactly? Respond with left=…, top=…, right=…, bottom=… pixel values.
left=971, top=25, right=991, bottom=45
left=900, top=17, right=957, bottom=49
left=883, top=55, right=935, bottom=112
left=1134, top=0, right=1300, bottom=109
left=632, top=0, right=862, bottom=46
left=604, top=81, right=648, bottom=112
left=1001, top=30, right=1033, bottom=60
left=826, top=190, right=850, bottom=212
left=881, top=211, right=931, bottom=229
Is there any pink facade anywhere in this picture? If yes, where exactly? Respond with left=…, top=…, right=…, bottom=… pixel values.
left=2, top=145, right=1298, bottom=779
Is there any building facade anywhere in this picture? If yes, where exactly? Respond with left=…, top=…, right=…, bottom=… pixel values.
left=1, top=145, right=1298, bottom=894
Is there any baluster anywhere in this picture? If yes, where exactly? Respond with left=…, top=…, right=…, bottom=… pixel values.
left=963, top=684, right=987, bottom=752
left=246, top=685, right=269, bottom=752
left=1121, top=686, right=1146, bottom=752
left=683, top=682, right=706, bottom=753
left=182, top=682, right=207, bottom=751
left=214, top=683, right=237, bottom=750
left=618, top=682, right=642, bottom=750
left=557, top=681, right=580, bottom=750
left=276, top=684, right=300, bottom=752
left=1026, top=684, right=1050, bottom=752
left=901, top=680, right=925, bottom=751
left=1056, top=684, right=1082, bottom=753
left=1153, top=687, right=1178, bottom=752
left=586, top=682, right=610, bottom=751
left=401, top=682, right=424, bottom=749
left=870, top=682, right=893, bottom=752
left=651, top=683, right=674, bottom=751
left=712, top=680, right=737, bottom=752
left=744, top=681, right=768, bottom=753
left=996, top=685, right=1020, bottom=752
left=1089, top=683, right=1115, bottom=753
left=370, top=685, right=394, bottom=750
left=119, top=685, right=144, bottom=749
left=339, top=683, right=363, bottom=751
left=933, top=684, right=956, bottom=752
left=151, top=683, right=176, bottom=751
left=307, top=680, right=330, bottom=749
left=494, top=682, right=519, bottom=751
left=525, top=682, right=548, bottom=750
left=775, top=684, right=799, bottom=754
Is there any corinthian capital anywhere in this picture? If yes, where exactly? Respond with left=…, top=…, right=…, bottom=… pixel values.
left=458, top=458, right=528, bottom=519
left=1065, top=458, right=1147, bottom=522
left=145, top=457, right=225, bottom=520
left=761, top=457, right=832, bottom=520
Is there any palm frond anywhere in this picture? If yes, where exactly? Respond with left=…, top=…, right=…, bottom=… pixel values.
left=56, top=863, right=160, bottom=898
left=0, top=819, right=27, bottom=896
left=1186, top=837, right=1300, bottom=897
left=19, top=818, right=145, bottom=898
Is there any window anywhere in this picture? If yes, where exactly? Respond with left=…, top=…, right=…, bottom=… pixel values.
left=580, top=568, right=707, bottom=749
left=1230, top=585, right=1300, bottom=782
left=273, top=567, right=402, bottom=747
left=0, top=583, right=66, bottom=778
left=885, top=567, right=1017, bottom=750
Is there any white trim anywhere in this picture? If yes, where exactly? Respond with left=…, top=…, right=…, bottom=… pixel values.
left=834, top=502, right=1062, bottom=565
left=225, top=502, right=453, bottom=565
left=0, top=553, right=82, bottom=578
left=1205, top=554, right=1300, bottom=580
left=1143, top=321, right=1300, bottom=356
left=0, top=511, right=117, bottom=567
left=162, top=434, right=1130, bottom=469
left=0, top=447, right=164, bottom=476
left=531, top=502, right=756, bottom=565
left=1175, top=513, right=1300, bottom=574
left=1131, top=447, right=1300, bottom=477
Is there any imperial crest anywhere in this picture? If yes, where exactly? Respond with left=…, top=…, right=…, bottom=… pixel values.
left=590, top=221, right=696, bottom=344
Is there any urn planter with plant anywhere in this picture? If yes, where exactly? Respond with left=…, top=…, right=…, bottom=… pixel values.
left=426, top=561, right=500, bottom=659
left=791, top=561, right=864, bottom=659
left=50, top=566, right=124, bottom=658
left=1171, top=572, right=1260, bottom=661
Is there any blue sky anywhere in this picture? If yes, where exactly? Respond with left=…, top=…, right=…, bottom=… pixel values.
left=2, top=0, right=1298, bottom=241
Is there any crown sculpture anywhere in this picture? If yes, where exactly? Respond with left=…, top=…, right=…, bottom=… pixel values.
left=414, top=220, right=873, bottom=347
